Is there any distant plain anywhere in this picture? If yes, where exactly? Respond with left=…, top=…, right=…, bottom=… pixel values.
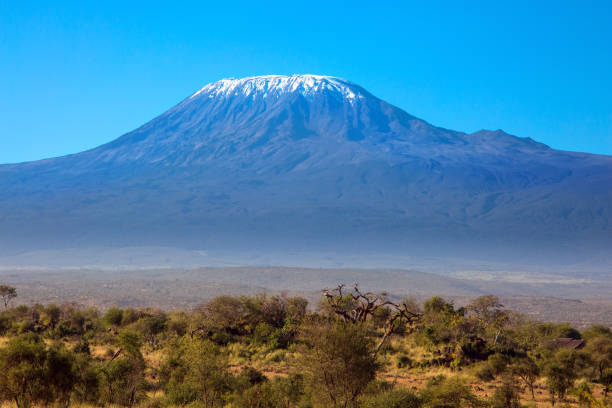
left=2, top=266, right=610, bottom=328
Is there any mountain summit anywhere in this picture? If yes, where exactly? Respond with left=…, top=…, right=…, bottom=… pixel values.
left=0, top=75, right=611, bottom=267
left=85, top=74, right=467, bottom=169
left=51, top=75, right=543, bottom=170
left=191, top=75, right=365, bottom=100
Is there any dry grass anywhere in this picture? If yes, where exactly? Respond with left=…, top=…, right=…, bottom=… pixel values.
left=0, top=334, right=608, bottom=407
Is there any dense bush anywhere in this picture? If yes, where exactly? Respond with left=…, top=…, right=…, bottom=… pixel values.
left=360, top=388, right=422, bottom=408
left=420, top=377, right=485, bottom=407
left=0, top=332, right=95, bottom=408
left=489, top=379, right=522, bottom=408
left=0, top=286, right=610, bottom=407
left=301, top=320, right=379, bottom=407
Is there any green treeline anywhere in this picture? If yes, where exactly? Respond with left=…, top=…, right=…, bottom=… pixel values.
left=0, top=284, right=610, bottom=407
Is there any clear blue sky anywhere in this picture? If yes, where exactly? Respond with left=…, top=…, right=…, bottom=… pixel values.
left=1, top=1, right=611, bottom=163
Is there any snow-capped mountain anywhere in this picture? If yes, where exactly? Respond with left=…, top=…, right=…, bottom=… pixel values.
left=192, top=75, right=364, bottom=100
left=1, top=75, right=611, bottom=267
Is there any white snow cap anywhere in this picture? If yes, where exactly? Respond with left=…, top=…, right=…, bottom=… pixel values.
left=191, top=75, right=363, bottom=101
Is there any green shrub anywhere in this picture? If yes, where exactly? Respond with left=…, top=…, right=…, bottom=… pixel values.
left=421, top=377, right=485, bottom=408
left=72, top=357, right=100, bottom=405
left=254, top=322, right=276, bottom=343
left=361, top=388, right=422, bottom=408
left=103, top=307, right=124, bottom=327
left=489, top=380, right=521, bottom=408
left=0, top=333, right=51, bottom=408
left=544, top=350, right=579, bottom=405
left=231, top=381, right=281, bottom=408
left=475, top=364, right=495, bottom=382
left=487, top=353, right=510, bottom=376
left=397, top=354, right=413, bottom=369
left=164, top=338, right=233, bottom=407
left=99, top=332, right=146, bottom=406
left=301, top=321, right=379, bottom=408
left=0, top=314, right=11, bottom=335
left=0, top=333, right=84, bottom=408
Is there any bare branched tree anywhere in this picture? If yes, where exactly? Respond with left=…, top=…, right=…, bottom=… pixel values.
left=321, top=283, right=421, bottom=357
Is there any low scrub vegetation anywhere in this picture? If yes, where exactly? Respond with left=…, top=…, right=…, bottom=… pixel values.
left=0, top=284, right=610, bottom=407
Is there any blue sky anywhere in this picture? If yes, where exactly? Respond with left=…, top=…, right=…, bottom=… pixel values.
left=1, top=0, right=611, bottom=163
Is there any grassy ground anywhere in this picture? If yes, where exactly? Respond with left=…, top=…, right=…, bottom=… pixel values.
left=0, top=334, right=607, bottom=408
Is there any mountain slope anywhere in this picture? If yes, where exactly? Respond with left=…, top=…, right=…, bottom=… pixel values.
left=0, top=75, right=610, bottom=267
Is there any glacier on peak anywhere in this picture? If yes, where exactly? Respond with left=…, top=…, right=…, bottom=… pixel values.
left=189, top=74, right=364, bottom=101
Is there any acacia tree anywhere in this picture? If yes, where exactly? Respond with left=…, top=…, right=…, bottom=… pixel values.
left=512, top=356, right=540, bottom=400
left=301, top=320, right=379, bottom=408
left=0, top=285, right=17, bottom=309
left=100, top=332, right=146, bottom=406
left=137, top=310, right=167, bottom=347
left=321, top=284, right=421, bottom=356
left=544, top=350, right=579, bottom=406
left=164, top=337, right=232, bottom=408
left=466, top=295, right=509, bottom=344
left=585, top=337, right=612, bottom=400
left=44, top=344, right=77, bottom=408
left=490, top=376, right=522, bottom=408
left=0, top=333, right=50, bottom=408
left=103, top=307, right=124, bottom=333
